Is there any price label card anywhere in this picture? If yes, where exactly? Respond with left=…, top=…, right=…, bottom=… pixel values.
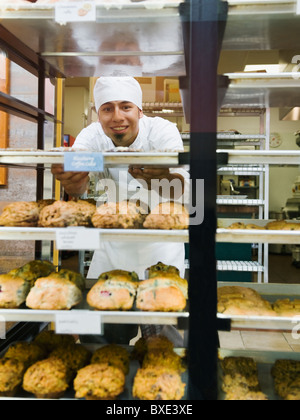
left=297, top=0, right=300, bottom=14
left=55, top=311, right=102, bottom=335
left=0, top=316, right=6, bottom=340
left=64, top=152, right=104, bottom=172
left=56, top=228, right=100, bottom=250
left=55, top=2, right=96, bottom=24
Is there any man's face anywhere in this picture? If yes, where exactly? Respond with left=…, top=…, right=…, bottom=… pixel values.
left=98, top=101, right=143, bottom=147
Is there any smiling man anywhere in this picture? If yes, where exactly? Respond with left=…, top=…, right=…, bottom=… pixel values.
left=51, top=76, right=189, bottom=345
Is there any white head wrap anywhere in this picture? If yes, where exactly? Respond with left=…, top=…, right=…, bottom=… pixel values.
left=94, top=77, right=143, bottom=112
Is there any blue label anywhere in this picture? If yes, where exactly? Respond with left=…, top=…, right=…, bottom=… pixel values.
left=64, top=152, right=104, bottom=172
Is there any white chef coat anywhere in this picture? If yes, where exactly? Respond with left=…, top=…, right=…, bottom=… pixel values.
left=74, top=115, right=189, bottom=279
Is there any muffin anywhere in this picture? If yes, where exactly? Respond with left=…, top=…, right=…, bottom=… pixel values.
left=0, top=201, right=40, bottom=227
left=132, top=367, right=185, bottom=400
left=22, top=357, right=69, bottom=399
left=0, top=358, right=26, bottom=397
left=91, top=200, right=146, bottom=229
left=74, top=363, right=125, bottom=400
left=87, top=270, right=139, bottom=311
left=91, top=345, right=130, bottom=375
left=26, top=276, right=82, bottom=310
left=33, top=330, right=76, bottom=353
left=4, top=341, right=47, bottom=368
left=143, top=202, right=189, bottom=230
left=38, top=200, right=96, bottom=227
left=50, top=344, right=91, bottom=380
left=0, top=274, right=31, bottom=308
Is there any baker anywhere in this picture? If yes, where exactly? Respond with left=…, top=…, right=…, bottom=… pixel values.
left=51, top=76, right=189, bottom=344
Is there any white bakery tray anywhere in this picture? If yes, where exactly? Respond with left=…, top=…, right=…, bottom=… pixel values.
left=218, top=282, right=300, bottom=331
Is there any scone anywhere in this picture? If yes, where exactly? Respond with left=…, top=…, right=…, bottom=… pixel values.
left=34, top=330, right=76, bottom=353
left=136, top=272, right=188, bottom=312
left=91, top=344, right=130, bottom=375
left=265, top=220, right=288, bottom=230
left=143, top=202, right=189, bottom=230
left=22, top=357, right=69, bottom=399
left=0, top=358, right=26, bottom=397
left=147, top=261, right=180, bottom=278
left=49, top=269, right=85, bottom=292
left=87, top=270, right=139, bottom=311
left=50, top=344, right=91, bottom=380
left=74, top=363, right=125, bottom=400
left=0, top=201, right=40, bottom=227
left=38, top=200, right=96, bottom=227
left=91, top=200, right=146, bottom=229
left=4, top=342, right=47, bottom=368
left=132, top=335, right=175, bottom=365
left=227, top=222, right=246, bottom=229
left=9, top=260, right=56, bottom=287
left=132, top=367, right=185, bottom=400
left=0, top=274, right=31, bottom=308
left=26, top=276, right=82, bottom=310
left=217, top=286, right=276, bottom=316
left=142, top=349, right=186, bottom=373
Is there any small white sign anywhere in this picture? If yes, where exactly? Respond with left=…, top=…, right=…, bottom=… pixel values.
left=56, top=228, right=100, bottom=250
left=297, top=0, right=300, bottom=14
left=0, top=316, right=6, bottom=340
left=55, top=2, right=96, bottom=24
left=55, top=311, right=102, bottom=335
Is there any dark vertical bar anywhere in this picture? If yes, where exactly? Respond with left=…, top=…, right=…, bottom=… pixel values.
left=37, top=58, right=45, bottom=201
left=188, top=0, right=219, bottom=400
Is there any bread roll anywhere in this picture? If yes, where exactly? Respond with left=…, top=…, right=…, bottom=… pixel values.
left=87, top=270, right=139, bottom=311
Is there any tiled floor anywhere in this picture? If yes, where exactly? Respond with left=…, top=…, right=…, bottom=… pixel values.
left=219, top=252, right=300, bottom=353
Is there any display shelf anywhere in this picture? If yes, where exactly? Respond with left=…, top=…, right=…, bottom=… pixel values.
left=0, top=150, right=186, bottom=168
left=217, top=197, right=264, bottom=206
left=218, top=149, right=300, bottom=166
left=0, top=227, right=189, bottom=243
left=224, top=0, right=300, bottom=51
left=0, top=1, right=187, bottom=78
left=223, top=73, right=300, bottom=109
left=218, top=282, right=300, bottom=331
left=217, top=260, right=264, bottom=272
left=0, top=307, right=189, bottom=326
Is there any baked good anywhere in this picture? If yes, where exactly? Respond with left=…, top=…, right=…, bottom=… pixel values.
left=91, top=344, right=130, bottom=375
left=87, top=270, right=139, bottom=311
left=142, top=349, right=186, bottom=373
left=272, top=359, right=300, bottom=400
left=221, top=356, right=267, bottom=400
left=4, top=342, right=47, bottom=368
left=132, top=335, right=175, bottom=365
left=136, top=272, right=188, bottom=312
left=38, top=200, right=96, bottom=227
left=91, top=200, right=146, bottom=229
left=147, top=261, right=180, bottom=278
left=132, top=366, right=185, bottom=400
left=0, top=358, right=26, bottom=397
left=73, top=363, right=125, bottom=400
left=217, top=286, right=276, bottom=316
left=245, top=223, right=263, bottom=230
left=50, top=269, right=85, bottom=292
left=33, top=330, right=76, bottom=353
left=283, top=223, right=300, bottom=231
left=265, top=220, right=288, bottom=230
left=22, top=357, right=69, bottom=399
left=0, top=201, right=40, bottom=227
left=143, top=202, right=189, bottom=230
left=49, top=344, right=91, bottom=380
left=0, top=274, right=31, bottom=308
left=227, top=222, right=246, bottom=229
left=273, top=299, right=300, bottom=317
left=26, top=276, right=82, bottom=310
left=9, top=260, right=56, bottom=287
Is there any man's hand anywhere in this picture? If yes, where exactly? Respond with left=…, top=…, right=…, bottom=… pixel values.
left=128, top=165, right=184, bottom=199
left=51, top=164, right=89, bottom=198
